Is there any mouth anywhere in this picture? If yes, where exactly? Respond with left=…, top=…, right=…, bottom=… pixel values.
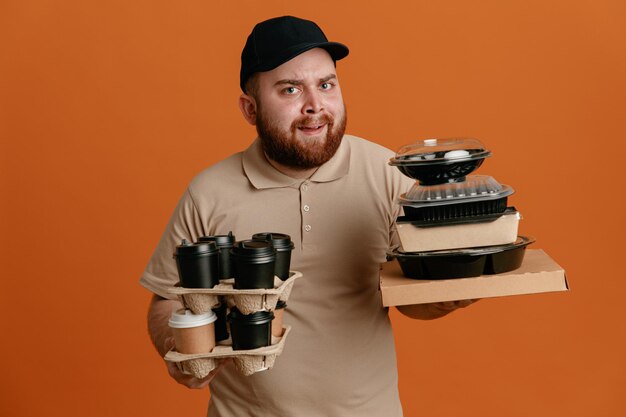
left=297, top=123, right=327, bottom=136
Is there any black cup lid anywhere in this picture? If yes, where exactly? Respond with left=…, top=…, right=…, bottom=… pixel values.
left=231, top=239, right=276, bottom=257
left=228, top=307, right=274, bottom=322
left=252, top=232, right=295, bottom=250
left=197, top=231, right=236, bottom=247
left=174, top=239, right=218, bottom=255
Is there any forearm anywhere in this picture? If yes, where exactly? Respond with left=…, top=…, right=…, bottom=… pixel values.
left=396, top=303, right=454, bottom=320
left=396, top=299, right=479, bottom=320
left=148, top=294, right=184, bottom=357
left=147, top=294, right=226, bottom=389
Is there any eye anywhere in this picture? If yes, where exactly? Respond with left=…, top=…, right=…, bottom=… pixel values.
left=283, top=86, right=299, bottom=95
left=320, top=82, right=333, bottom=90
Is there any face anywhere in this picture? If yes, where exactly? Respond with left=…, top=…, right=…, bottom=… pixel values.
left=247, top=48, right=347, bottom=170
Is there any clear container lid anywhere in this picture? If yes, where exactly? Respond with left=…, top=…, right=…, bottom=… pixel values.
left=400, top=175, right=513, bottom=205
left=390, top=137, right=491, bottom=165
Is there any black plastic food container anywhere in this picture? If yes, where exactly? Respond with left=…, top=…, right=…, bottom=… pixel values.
left=228, top=308, right=274, bottom=350
left=484, top=239, right=531, bottom=274
left=174, top=239, right=219, bottom=288
left=402, top=197, right=509, bottom=224
left=389, top=138, right=491, bottom=185
left=212, top=302, right=230, bottom=342
left=399, top=175, right=514, bottom=223
left=396, top=158, right=486, bottom=185
left=197, top=232, right=236, bottom=279
left=391, top=236, right=535, bottom=280
left=251, top=232, right=295, bottom=280
left=230, top=240, right=276, bottom=289
left=396, top=251, right=487, bottom=279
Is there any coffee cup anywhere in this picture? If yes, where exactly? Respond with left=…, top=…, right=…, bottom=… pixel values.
left=228, top=307, right=274, bottom=350
left=212, top=301, right=230, bottom=343
left=197, top=231, right=236, bottom=279
left=230, top=240, right=276, bottom=289
left=272, top=300, right=287, bottom=337
left=174, top=239, right=219, bottom=288
left=252, top=232, right=294, bottom=280
left=168, top=309, right=218, bottom=354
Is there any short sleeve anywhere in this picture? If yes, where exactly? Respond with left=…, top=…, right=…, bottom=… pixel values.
left=139, top=188, right=206, bottom=299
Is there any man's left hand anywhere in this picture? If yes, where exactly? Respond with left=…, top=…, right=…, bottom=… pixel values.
left=396, top=299, right=480, bottom=320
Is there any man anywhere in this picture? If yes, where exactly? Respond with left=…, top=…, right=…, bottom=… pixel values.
left=142, top=16, right=476, bottom=416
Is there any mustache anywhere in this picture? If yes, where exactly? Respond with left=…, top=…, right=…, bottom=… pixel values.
left=292, top=114, right=334, bottom=129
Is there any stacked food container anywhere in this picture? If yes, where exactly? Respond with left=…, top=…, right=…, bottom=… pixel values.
left=388, top=138, right=535, bottom=279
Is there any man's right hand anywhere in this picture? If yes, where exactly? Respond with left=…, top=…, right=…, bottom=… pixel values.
left=165, top=349, right=231, bottom=389
left=148, top=295, right=230, bottom=389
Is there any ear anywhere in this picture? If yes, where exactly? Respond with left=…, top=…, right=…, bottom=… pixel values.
left=238, top=94, right=257, bottom=126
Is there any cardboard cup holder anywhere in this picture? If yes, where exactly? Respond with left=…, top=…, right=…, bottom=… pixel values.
left=164, top=271, right=301, bottom=376
left=166, top=271, right=301, bottom=315
left=165, top=326, right=292, bottom=377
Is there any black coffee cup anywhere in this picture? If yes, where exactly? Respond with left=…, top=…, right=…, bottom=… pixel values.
left=212, top=301, right=230, bottom=342
left=174, top=239, right=219, bottom=288
left=230, top=240, right=276, bottom=289
left=228, top=307, right=274, bottom=350
left=197, top=232, right=236, bottom=279
left=252, top=232, right=294, bottom=280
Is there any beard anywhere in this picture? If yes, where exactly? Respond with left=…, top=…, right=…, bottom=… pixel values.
left=256, top=105, right=347, bottom=170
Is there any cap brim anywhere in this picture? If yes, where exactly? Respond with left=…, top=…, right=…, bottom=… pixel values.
left=253, top=41, right=349, bottom=74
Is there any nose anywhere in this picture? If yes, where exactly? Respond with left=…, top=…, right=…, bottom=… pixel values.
left=302, top=89, right=324, bottom=114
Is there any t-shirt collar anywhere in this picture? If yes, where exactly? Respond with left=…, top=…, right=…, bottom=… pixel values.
left=243, top=136, right=351, bottom=189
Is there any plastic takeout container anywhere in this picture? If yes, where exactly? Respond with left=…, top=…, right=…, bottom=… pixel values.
left=388, top=236, right=535, bottom=279
left=401, top=196, right=510, bottom=223
left=397, top=205, right=517, bottom=227
left=402, top=175, right=511, bottom=203
left=389, top=138, right=491, bottom=184
left=399, top=175, right=514, bottom=223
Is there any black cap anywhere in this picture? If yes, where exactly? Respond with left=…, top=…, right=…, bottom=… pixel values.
left=240, top=16, right=349, bottom=92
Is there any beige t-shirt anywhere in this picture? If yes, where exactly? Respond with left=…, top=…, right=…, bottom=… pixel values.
left=141, top=135, right=413, bottom=417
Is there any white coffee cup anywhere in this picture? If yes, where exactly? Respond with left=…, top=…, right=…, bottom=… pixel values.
left=168, top=309, right=218, bottom=354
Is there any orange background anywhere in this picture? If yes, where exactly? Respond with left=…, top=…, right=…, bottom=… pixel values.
left=1, top=1, right=625, bottom=416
